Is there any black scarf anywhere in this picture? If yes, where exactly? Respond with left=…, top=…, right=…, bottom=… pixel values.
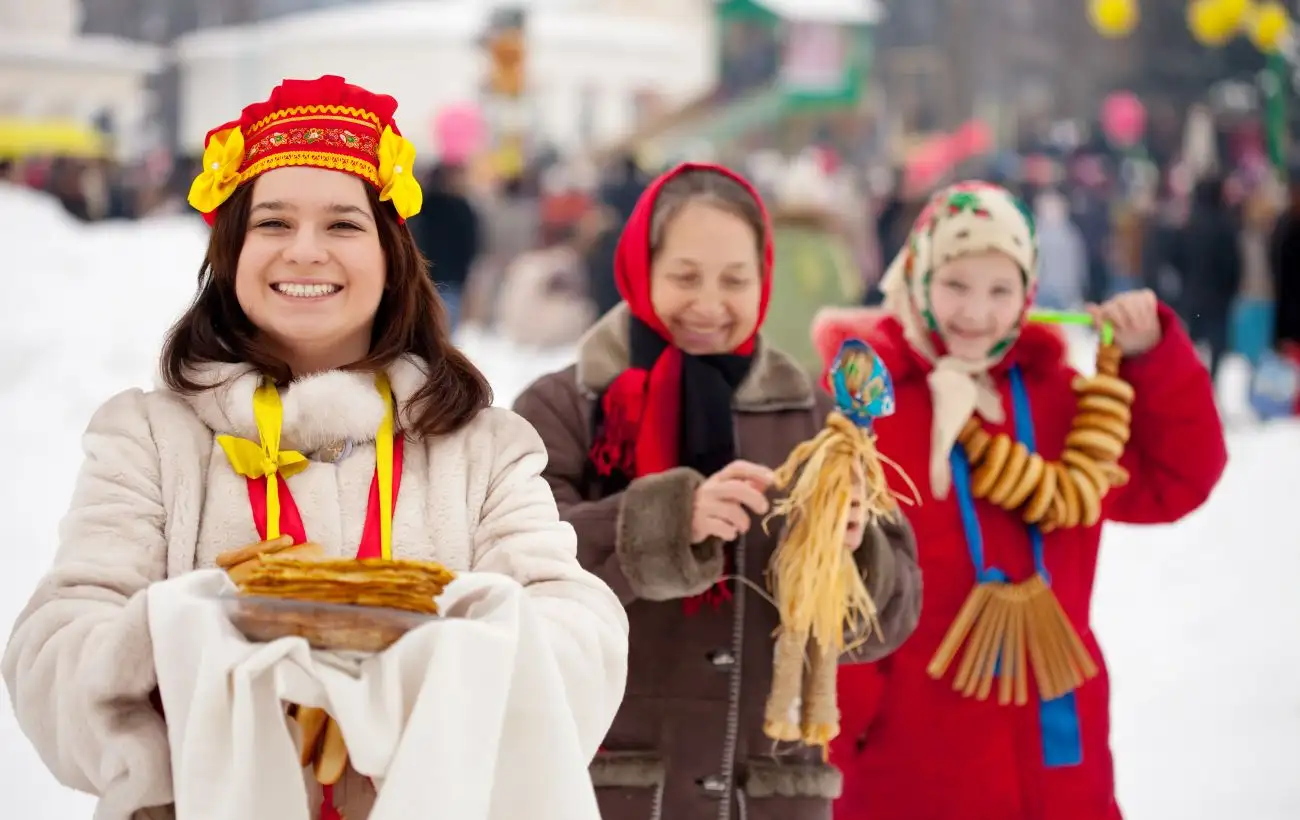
left=590, top=316, right=753, bottom=490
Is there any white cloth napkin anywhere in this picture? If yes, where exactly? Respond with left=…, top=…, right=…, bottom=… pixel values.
left=147, top=569, right=601, bottom=820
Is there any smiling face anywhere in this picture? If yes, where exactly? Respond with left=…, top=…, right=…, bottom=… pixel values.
left=234, top=166, right=385, bottom=374
left=649, top=200, right=763, bottom=355
left=927, top=250, right=1027, bottom=362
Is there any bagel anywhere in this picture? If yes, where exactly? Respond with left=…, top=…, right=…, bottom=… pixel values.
left=1061, top=449, right=1111, bottom=497
left=1054, top=462, right=1081, bottom=528
left=1072, top=373, right=1136, bottom=404
left=1065, top=428, right=1124, bottom=462
left=948, top=341, right=1133, bottom=532
left=1044, top=482, right=1066, bottom=529
left=1069, top=467, right=1103, bottom=527
left=964, top=427, right=993, bottom=462
left=1077, top=394, right=1132, bottom=423
left=1004, top=452, right=1046, bottom=508
left=988, top=442, right=1031, bottom=506
left=1023, top=457, right=1057, bottom=523
left=1101, top=461, right=1131, bottom=487
left=971, top=435, right=1012, bottom=498
left=1097, top=344, right=1123, bottom=371
left=1071, top=412, right=1131, bottom=444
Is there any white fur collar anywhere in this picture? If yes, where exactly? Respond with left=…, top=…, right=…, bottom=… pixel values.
left=160, top=355, right=430, bottom=452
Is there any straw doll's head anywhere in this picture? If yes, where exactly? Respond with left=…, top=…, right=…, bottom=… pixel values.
left=161, top=75, right=490, bottom=436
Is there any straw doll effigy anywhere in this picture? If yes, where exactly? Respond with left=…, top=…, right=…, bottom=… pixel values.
left=761, top=339, right=918, bottom=751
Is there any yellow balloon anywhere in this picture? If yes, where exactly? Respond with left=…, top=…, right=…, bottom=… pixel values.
left=1089, top=0, right=1139, bottom=37
left=1214, top=0, right=1251, bottom=30
left=1188, top=0, right=1237, bottom=45
left=1249, top=2, right=1291, bottom=51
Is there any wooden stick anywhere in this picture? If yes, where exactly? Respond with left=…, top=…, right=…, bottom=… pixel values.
left=1028, top=580, right=1078, bottom=698
left=1022, top=579, right=1065, bottom=700
left=1044, top=590, right=1100, bottom=682
left=1011, top=587, right=1030, bottom=706
left=928, top=584, right=990, bottom=679
left=1036, top=583, right=1089, bottom=691
left=998, top=589, right=1022, bottom=706
left=957, top=588, right=1004, bottom=696
left=1027, top=581, right=1068, bottom=698
left=975, top=588, right=1012, bottom=701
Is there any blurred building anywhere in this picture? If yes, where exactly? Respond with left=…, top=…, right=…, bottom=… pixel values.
left=591, top=0, right=884, bottom=166
left=75, top=0, right=711, bottom=161
left=0, top=0, right=162, bottom=161
left=170, top=0, right=713, bottom=160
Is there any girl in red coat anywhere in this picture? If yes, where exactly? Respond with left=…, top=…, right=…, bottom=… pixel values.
left=812, top=181, right=1227, bottom=820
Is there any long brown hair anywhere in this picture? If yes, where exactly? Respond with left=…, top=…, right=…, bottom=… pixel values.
left=160, top=182, right=493, bottom=436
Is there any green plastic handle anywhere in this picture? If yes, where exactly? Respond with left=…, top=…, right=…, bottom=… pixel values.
left=1027, top=309, right=1114, bottom=346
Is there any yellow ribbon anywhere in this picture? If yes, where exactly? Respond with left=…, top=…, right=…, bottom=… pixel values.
left=187, top=126, right=245, bottom=215
left=217, top=381, right=309, bottom=541
left=217, top=375, right=397, bottom=558
left=377, top=126, right=423, bottom=221
left=375, top=374, right=395, bottom=560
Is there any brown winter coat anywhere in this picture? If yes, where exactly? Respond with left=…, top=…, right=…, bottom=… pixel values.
left=513, top=305, right=923, bottom=820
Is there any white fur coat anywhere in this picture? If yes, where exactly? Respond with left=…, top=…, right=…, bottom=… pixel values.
left=2, top=355, right=629, bottom=820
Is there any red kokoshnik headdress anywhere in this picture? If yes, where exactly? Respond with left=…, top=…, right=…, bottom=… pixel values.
left=187, top=74, right=423, bottom=225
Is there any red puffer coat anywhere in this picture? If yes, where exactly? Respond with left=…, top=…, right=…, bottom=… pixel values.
left=812, top=304, right=1227, bottom=820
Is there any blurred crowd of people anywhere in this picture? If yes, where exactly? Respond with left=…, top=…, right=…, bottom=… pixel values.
left=5, top=110, right=1299, bottom=411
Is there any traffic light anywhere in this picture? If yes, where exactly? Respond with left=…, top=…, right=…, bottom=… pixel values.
left=486, top=27, right=526, bottom=98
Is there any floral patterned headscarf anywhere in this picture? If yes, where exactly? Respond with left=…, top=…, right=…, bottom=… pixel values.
left=879, top=181, right=1039, bottom=499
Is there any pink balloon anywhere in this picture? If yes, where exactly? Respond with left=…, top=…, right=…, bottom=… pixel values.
left=432, top=105, right=486, bottom=163
left=1101, top=92, right=1146, bottom=146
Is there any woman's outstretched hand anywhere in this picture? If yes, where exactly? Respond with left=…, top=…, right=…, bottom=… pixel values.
left=690, top=460, right=775, bottom=544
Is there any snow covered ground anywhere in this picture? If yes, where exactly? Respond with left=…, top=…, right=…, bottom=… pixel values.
left=0, top=183, right=1296, bottom=819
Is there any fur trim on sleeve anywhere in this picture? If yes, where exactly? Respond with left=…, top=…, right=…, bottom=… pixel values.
left=615, top=467, right=724, bottom=601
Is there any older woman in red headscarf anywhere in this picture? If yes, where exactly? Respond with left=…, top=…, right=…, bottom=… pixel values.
left=513, top=162, right=923, bottom=820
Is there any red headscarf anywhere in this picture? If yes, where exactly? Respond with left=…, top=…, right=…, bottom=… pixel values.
left=589, top=162, right=775, bottom=480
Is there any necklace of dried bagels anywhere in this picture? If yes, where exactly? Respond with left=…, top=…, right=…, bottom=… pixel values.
left=927, top=341, right=1134, bottom=705
left=956, top=342, right=1134, bottom=530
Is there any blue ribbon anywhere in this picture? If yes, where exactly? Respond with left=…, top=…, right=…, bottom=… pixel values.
left=946, top=365, right=1083, bottom=768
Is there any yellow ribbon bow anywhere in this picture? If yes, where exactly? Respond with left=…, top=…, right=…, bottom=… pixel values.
left=217, top=380, right=309, bottom=541
left=218, top=375, right=398, bottom=557
left=378, top=126, right=423, bottom=221
left=188, top=126, right=246, bottom=215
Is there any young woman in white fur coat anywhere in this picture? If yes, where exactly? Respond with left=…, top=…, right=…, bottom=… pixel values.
left=2, top=75, right=628, bottom=820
